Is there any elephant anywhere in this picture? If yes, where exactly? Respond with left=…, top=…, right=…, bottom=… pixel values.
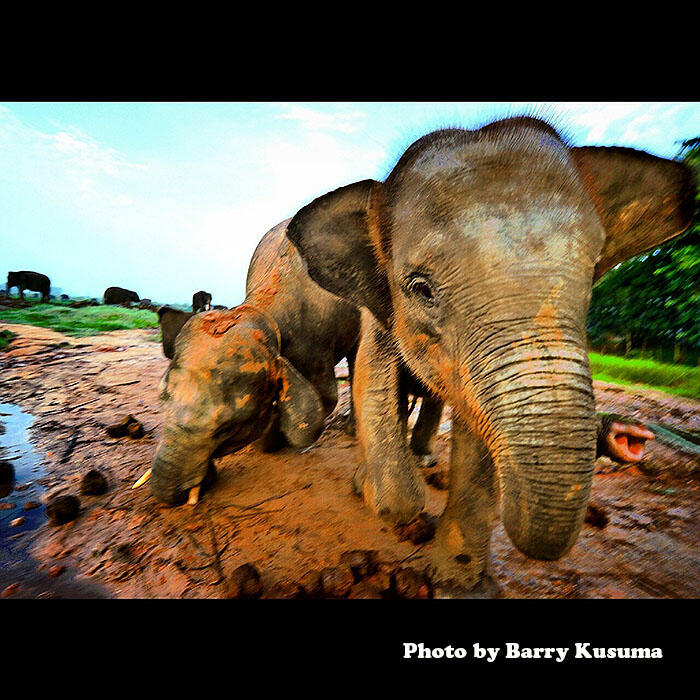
left=193, top=290, right=213, bottom=313
left=286, top=116, right=694, bottom=593
left=6, top=270, right=50, bottom=302
left=104, top=286, right=140, bottom=306
left=146, top=219, right=375, bottom=506
left=157, top=306, right=194, bottom=359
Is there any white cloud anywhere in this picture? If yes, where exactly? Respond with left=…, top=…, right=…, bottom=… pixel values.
left=277, top=104, right=367, bottom=133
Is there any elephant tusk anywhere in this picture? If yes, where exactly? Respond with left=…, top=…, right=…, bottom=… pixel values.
left=132, top=468, right=152, bottom=489
left=187, top=485, right=200, bottom=505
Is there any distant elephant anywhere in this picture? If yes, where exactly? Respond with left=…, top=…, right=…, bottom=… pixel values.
left=147, top=220, right=365, bottom=506
left=157, top=306, right=194, bottom=359
left=7, top=271, right=50, bottom=302
left=192, top=290, right=212, bottom=313
left=287, top=116, right=693, bottom=593
left=103, top=286, right=140, bottom=305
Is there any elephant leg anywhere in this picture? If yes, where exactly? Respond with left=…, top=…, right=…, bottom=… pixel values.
left=431, top=418, right=498, bottom=593
left=19, top=286, right=24, bottom=300
left=352, top=312, right=425, bottom=524
left=409, top=394, right=443, bottom=467
left=257, top=409, right=286, bottom=452
left=344, top=344, right=358, bottom=436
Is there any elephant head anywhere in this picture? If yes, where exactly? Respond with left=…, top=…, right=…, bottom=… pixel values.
left=148, top=305, right=325, bottom=505
left=287, top=117, right=694, bottom=564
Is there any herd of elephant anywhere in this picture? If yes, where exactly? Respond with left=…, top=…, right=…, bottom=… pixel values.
left=21, top=116, right=700, bottom=594
left=5, top=270, right=218, bottom=316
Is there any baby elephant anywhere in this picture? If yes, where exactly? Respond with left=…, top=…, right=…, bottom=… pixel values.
left=287, top=116, right=693, bottom=593
left=143, top=219, right=362, bottom=506
left=104, top=286, right=140, bottom=305
left=157, top=306, right=194, bottom=359
left=193, top=290, right=212, bottom=313
left=7, top=270, right=50, bottom=302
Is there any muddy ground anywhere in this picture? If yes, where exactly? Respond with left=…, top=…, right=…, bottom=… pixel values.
left=0, top=322, right=699, bottom=599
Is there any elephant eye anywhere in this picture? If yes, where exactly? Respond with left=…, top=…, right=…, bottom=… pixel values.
left=405, top=275, right=435, bottom=305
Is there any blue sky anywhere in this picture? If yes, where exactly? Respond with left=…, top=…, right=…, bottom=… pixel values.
left=1, top=101, right=698, bottom=305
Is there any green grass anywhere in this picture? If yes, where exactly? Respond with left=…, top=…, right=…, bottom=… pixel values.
left=0, top=329, right=17, bottom=350
left=590, top=352, right=700, bottom=401
left=0, top=303, right=159, bottom=337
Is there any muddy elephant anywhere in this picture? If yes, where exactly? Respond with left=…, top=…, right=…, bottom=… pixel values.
left=287, top=116, right=694, bottom=593
left=146, top=219, right=365, bottom=506
left=192, top=290, right=212, bottom=313
left=6, top=271, right=50, bottom=302
left=104, top=286, right=140, bottom=306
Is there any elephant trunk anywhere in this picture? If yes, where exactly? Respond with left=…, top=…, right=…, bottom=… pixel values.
left=150, top=427, right=212, bottom=505
left=469, top=344, right=597, bottom=561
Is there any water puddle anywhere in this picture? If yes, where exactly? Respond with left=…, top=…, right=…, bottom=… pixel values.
left=0, top=402, right=109, bottom=598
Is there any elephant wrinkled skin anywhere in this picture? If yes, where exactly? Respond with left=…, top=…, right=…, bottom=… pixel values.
left=287, top=116, right=694, bottom=592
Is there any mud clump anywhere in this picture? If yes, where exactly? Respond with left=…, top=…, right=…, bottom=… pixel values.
left=339, top=549, right=379, bottom=582
left=80, top=469, right=108, bottom=496
left=225, top=563, right=263, bottom=599
left=392, top=566, right=433, bottom=599
left=348, top=581, right=383, bottom=598
left=299, top=570, right=322, bottom=598
left=106, top=415, right=144, bottom=439
left=263, top=580, right=305, bottom=599
left=395, top=512, right=437, bottom=544
left=585, top=502, right=609, bottom=529
left=319, top=566, right=354, bottom=598
left=1, top=583, right=20, bottom=598
left=46, top=495, right=80, bottom=526
left=0, top=460, right=14, bottom=484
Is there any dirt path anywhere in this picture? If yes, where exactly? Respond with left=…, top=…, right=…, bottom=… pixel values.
left=1, top=322, right=699, bottom=598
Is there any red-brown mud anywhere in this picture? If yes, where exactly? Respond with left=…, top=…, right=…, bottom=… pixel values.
left=0, top=323, right=698, bottom=598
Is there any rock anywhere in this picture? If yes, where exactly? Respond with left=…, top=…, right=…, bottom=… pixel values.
left=319, top=566, right=354, bottom=598
left=392, top=567, right=433, bottom=599
left=24, top=500, right=41, bottom=510
left=80, top=469, right=108, bottom=495
left=1, top=583, right=20, bottom=598
left=46, top=494, right=80, bottom=526
left=338, top=550, right=379, bottom=582
left=10, top=516, right=25, bottom=527
left=49, top=565, right=65, bottom=578
left=264, top=580, right=305, bottom=599
left=225, top=564, right=263, bottom=599
left=585, top=503, right=609, bottom=529
left=395, top=512, right=437, bottom=544
left=106, top=415, right=139, bottom=438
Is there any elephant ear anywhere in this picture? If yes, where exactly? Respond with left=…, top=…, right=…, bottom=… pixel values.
left=286, top=179, right=392, bottom=325
left=570, top=146, right=695, bottom=282
left=275, top=356, right=325, bottom=448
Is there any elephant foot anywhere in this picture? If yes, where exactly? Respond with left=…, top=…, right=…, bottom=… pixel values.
left=353, top=461, right=425, bottom=525
left=430, top=518, right=493, bottom=594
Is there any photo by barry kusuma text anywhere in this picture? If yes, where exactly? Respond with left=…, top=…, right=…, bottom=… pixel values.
left=402, top=642, right=664, bottom=663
